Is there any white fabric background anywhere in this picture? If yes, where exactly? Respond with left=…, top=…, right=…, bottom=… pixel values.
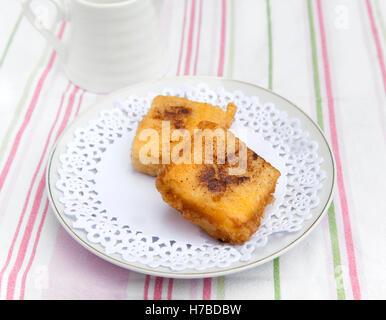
left=0, top=0, right=385, bottom=300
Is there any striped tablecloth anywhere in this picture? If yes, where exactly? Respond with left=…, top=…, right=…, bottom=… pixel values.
left=0, top=0, right=385, bottom=300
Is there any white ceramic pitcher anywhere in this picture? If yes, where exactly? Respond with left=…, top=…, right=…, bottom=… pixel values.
left=22, top=0, right=167, bottom=93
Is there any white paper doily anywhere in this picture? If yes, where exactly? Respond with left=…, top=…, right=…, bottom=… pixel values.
left=56, top=83, right=326, bottom=271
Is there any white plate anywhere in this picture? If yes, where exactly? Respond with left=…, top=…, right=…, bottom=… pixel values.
left=46, top=76, right=335, bottom=278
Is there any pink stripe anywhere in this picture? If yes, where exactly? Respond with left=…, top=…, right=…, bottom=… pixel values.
left=74, top=90, right=85, bottom=116
left=153, top=277, right=164, bottom=300
left=6, top=171, right=46, bottom=299
left=208, top=2, right=219, bottom=72
left=193, top=0, right=203, bottom=75
left=5, top=86, right=79, bottom=299
left=0, top=82, right=71, bottom=295
left=167, top=278, right=174, bottom=300
left=0, top=22, right=66, bottom=193
left=18, top=90, right=85, bottom=299
left=176, top=0, right=188, bottom=76
left=55, top=87, right=79, bottom=140
left=143, top=275, right=150, bottom=300
left=202, top=0, right=227, bottom=299
left=190, top=279, right=198, bottom=299
left=184, top=0, right=197, bottom=75
left=202, top=278, right=212, bottom=300
left=316, top=0, right=361, bottom=300
left=366, top=0, right=386, bottom=92
left=217, top=0, right=227, bottom=77
left=19, top=200, right=49, bottom=299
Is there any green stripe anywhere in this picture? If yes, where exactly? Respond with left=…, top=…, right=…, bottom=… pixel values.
left=307, top=0, right=346, bottom=300
left=216, top=276, right=225, bottom=299
left=266, top=0, right=281, bottom=300
left=216, top=0, right=237, bottom=299
left=273, top=258, right=281, bottom=299
left=374, top=0, right=386, bottom=44
left=307, top=0, right=323, bottom=130
left=328, top=203, right=346, bottom=299
left=0, top=29, right=52, bottom=163
left=0, top=12, right=23, bottom=68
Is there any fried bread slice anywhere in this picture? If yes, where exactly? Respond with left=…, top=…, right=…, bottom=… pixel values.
left=155, top=121, right=281, bottom=244
left=131, top=95, right=237, bottom=176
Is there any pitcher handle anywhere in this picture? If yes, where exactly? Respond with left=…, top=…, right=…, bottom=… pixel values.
left=22, top=0, right=67, bottom=61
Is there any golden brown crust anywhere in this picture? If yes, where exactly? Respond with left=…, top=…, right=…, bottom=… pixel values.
left=131, top=96, right=237, bottom=176
left=156, top=121, right=281, bottom=245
